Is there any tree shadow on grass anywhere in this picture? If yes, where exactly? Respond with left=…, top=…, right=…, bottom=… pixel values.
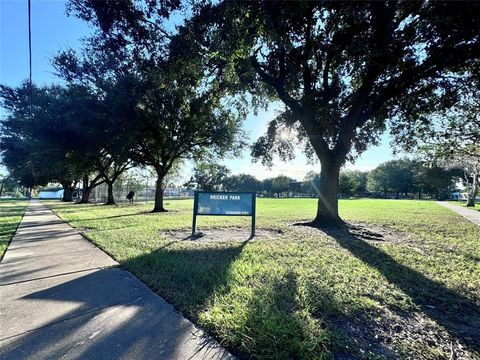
left=120, top=242, right=337, bottom=359
left=232, top=270, right=333, bottom=359
left=120, top=240, right=386, bottom=359
left=54, top=211, right=153, bottom=223
left=63, top=210, right=158, bottom=223
left=0, top=220, right=24, bottom=238
left=0, top=205, right=28, bottom=217
left=121, top=241, right=250, bottom=319
left=312, top=224, right=480, bottom=353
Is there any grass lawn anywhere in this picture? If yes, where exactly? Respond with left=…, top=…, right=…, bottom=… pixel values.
left=0, top=199, right=28, bottom=259
left=46, top=199, right=480, bottom=359
left=448, top=201, right=480, bottom=211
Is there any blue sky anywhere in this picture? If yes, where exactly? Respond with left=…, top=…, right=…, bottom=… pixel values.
left=1, top=0, right=395, bottom=181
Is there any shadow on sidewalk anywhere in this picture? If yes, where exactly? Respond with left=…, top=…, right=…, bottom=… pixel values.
left=1, top=268, right=231, bottom=360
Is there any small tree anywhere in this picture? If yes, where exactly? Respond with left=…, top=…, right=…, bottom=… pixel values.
left=271, top=175, right=293, bottom=197
left=224, top=174, right=262, bottom=192
left=185, top=163, right=231, bottom=192
left=396, top=87, right=480, bottom=206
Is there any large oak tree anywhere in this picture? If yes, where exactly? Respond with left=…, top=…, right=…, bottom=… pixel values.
left=181, top=1, right=480, bottom=225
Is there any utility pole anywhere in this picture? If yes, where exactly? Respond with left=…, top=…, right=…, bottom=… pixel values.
left=28, top=0, right=33, bottom=114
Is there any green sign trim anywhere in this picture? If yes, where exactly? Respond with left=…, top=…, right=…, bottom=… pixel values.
left=192, top=191, right=256, bottom=238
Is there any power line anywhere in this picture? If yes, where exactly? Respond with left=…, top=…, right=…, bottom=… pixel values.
left=28, top=0, right=32, bottom=86
left=28, top=0, right=32, bottom=114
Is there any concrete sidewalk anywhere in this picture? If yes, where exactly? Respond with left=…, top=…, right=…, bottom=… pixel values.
left=437, top=201, right=480, bottom=226
left=0, top=200, right=233, bottom=360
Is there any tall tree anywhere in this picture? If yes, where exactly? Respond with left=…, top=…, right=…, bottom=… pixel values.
left=367, top=159, right=418, bottom=198
left=417, top=165, right=461, bottom=200
left=0, top=175, right=18, bottom=198
left=183, top=1, right=480, bottom=225
left=224, top=174, right=262, bottom=192
left=0, top=83, right=86, bottom=200
left=185, top=163, right=231, bottom=192
left=395, top=88, right=480, bottom=206
left=339, top=171, right=360, bottom=198
left=303, top=171, right=321, bottom=197
left=271, top=175, right=294, bottom=197
left=57, top=1, right=246, bottom=212
left=261, top=177, right=274, bottom=197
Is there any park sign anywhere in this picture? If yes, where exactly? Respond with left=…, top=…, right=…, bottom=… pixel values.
left=192, top=191, right=256, bottom=237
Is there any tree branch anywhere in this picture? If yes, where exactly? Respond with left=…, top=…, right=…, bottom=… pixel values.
left=250, top=57, right=302, bottom=114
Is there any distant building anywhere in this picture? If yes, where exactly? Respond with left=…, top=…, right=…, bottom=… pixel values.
left=37, top=187, right=82, bottom=200
left=164, top=187, right=180, bottom=197
left=165, top=187, right=194, bottom=197
left=179, top=188, right=194, bottom=197
left=451, top=191, right=479, bottom=201
left=38, top=188, right=63, bottom=199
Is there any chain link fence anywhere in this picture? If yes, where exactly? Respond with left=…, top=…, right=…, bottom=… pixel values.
left=88, top=182, right=194, bottom=204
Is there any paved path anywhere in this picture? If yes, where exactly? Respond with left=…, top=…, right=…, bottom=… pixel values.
left=0, top=200, right=233, bottom=360
left=437, top=201, right=480, bottom=226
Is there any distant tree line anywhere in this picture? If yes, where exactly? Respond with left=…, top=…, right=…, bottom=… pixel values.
left=366, top=159, right=461, bottom=200
left=186, top=159, right=461, bottom=200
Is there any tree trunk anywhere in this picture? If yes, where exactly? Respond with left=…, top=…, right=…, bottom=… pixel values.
left=312, top=157, right=342, bottom=226
left=62, top=186, right=73, bottom=202
left=105, top=182, right=115, bottom=205
left=152, top=172, right=167, bottom=212
left=77, top=175, right=89, bottom=203
left=466, top=180, right=478, bottom=207
left=79, top=187, right=92, bottom=204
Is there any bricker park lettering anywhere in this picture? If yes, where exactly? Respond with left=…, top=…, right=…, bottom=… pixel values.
left=197, top=192, right=253, bottom=216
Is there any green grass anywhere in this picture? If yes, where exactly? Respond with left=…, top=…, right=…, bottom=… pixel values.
left=448, top=200, right=480, bottom=211
left=46, top=199, right=480, bottom=359
left=0, top=199, right=28, bottom=259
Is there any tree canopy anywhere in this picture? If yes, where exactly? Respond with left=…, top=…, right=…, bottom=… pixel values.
left=393, top=83, right=480, bottom=206
left=178, top=0, right=480, bottom=225
left=53, top=0, right=246, bottom=211
left=186, top=163, right=231, bottom=192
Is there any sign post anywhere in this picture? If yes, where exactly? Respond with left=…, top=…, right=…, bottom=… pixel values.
left=192, top=191, right=256, bottom=238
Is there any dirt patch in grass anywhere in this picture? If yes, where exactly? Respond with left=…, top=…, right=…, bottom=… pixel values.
left=161, top=228, right=284, bottom=243
left=290, top=221, right=431, bottom=257
left=332, top=310, right=480, bottom=360
left=333, top=308, right=479, bottom=359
